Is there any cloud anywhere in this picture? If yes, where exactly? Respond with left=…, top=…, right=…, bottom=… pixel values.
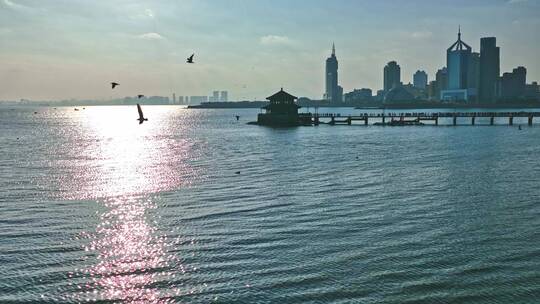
left=2, top=0, right=29, bottom=10
left=259, top=35, right=292, bottom=45
left=144, top=9, right=154, bottom=18
left=508, top=0, right=528, bottom=3
left=130, top=8, right=155, bottom=20
left=137, top=32, right=165, bottom=40
left=410, top=31, right=433, bottom=39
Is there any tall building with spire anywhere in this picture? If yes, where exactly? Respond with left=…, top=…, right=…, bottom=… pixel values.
left=441, top=27, right=477, bottom=102
left=324, top=43, right=342, bottom=103
left=447, top=27, right=471, bottom=90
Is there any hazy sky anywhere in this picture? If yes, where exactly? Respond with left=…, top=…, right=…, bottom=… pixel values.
left=1, top=0, right=539, bottom=101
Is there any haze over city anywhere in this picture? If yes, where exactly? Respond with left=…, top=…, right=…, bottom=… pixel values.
left=1, top=0, right=539, bottom=101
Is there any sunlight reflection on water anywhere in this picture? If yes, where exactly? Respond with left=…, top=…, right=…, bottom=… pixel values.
left=57, top=107, right=197, bottom=302
left=54, top=106, right=197, bottom=200
left=73, top=196, right=179, bottom=303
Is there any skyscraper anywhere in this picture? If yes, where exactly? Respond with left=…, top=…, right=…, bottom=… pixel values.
left=467, top=52, right=480, bottom=102
left=500, top=66, right=527, bottom=100
left=220, top=91, right=228, bottom=102
left=212, top=91, right=219, bottom=102
left=434, top=67, right=448, bottom=101
left=441, top=28, right=473, bottom=101
left=413, top=70, right=428, bottom=89
left=479, top=37, right=500, bottom=103
left=384, top=61, right=401, bottom=92
left=447, top=28, right=471, bottom=90
left=325, top=43, right=341, bottom=103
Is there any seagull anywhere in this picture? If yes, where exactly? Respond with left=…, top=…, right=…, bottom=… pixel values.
left=111, top=82, right=119, bottom=89
left=186, top=53, right=194, bottom=64
left=137, top=95, right=144, bottom=99
left=137, top=103, right=148, bottom=124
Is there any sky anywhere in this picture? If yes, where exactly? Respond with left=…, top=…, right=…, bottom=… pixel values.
left=0, top=0, right=539, bottom=101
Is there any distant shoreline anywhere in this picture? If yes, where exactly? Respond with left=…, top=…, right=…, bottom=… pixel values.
left=188, top=101, right=540, bottom=110
left=2, top=101, right=540, bottom=110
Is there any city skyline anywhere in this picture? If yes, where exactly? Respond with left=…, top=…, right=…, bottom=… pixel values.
left=1, top=0, right=539, bottom=101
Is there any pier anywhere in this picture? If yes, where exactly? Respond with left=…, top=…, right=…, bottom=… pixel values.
left=308, top=111, right=540, bottom=126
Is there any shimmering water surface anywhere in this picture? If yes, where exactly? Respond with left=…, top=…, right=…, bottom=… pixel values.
left=1, top=105, right=540, bottom=303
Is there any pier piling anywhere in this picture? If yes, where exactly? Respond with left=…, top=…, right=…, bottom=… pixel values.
left=308, top=111, right=538, bottom=127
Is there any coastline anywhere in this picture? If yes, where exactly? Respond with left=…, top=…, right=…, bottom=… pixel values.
left=187, top=101, right=540, bottom=110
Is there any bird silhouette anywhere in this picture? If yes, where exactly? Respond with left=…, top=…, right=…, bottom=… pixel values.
left=137, top=103, right=148, bottom=124
left=111, top=82, right=119, bottom=89
left=187, top=54, right=194, bottom=63
left=235, top=115, right=240, bottom=121
left=137, top=94, right=144, bottom=99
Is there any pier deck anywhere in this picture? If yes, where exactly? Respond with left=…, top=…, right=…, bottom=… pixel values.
left=309, top=111, right=540, bottom=126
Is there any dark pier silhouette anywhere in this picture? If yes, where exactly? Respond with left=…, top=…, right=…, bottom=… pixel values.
left=309, top=111, right=540, bottom=126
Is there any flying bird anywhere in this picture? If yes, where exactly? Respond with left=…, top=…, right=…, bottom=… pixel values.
left=136, top=103, right=148, bottom=124
left=137, top=95, right=144, bottom=99
left=111, top=82, right=119, bottom=89
left=186, top=54, right=194, bottom=63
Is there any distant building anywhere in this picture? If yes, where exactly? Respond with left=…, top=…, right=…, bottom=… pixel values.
left=427, top=81, right=438, bottom=101
left=428, top=67, right=448, bottom=101
left=173, top=93, right=176, bottom=104
left=413, top=70, right=428, bottom=89
left=442, top=28, right=474, bottom=102
left=467, top=52, right=480, bottom=102
left=344, top=88, right=372, bottom=103
left=403, top=83, right=426, bottom=100
left=324, top=43, right=342, bottom=103
left=479, top=37, right=500, bottom=103
left=525, top=82, right=539, bottom=100
left=375, top=90, right=385, bottom=102
left=384, top=61, right=401, bottom=92
left=178, top=96, right=184, bottom=104
left=220, top=91, right=228, bottom=102
left=436, top=67, right=448, bottom=91
left=384, top=86, right=415, bottom=104
left=210, top=91, right=219, bottom=102
left=500, top=66, right=527, bottom=100
left=189, top=96, right=208, bottom=104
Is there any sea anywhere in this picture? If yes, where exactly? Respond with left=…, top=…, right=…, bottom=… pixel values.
left=1, top=105, right=540, bottom=303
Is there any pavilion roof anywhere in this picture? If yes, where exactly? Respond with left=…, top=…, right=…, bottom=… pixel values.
left=266, top=88, right=298, bottom=101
